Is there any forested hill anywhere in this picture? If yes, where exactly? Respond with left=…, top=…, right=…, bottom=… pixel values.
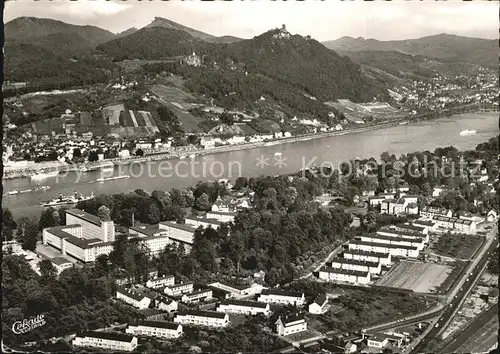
left=5, top=16, right=116, bottom=49
left=97, top=26, right=386, bottom=106
left=323, top=34, right=498, bottom=70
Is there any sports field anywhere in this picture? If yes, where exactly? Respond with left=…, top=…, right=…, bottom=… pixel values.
left=376, top=260, right=452, bottom=293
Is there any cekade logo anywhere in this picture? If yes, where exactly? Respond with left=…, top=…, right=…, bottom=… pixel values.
left=12, top=315, right=46, bottom=334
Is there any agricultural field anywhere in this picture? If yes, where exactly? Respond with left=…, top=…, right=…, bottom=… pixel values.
left=151, top=84, right=206, bottom=133
left=431, top=233, right=484, bottom=260
left=376, top=260, right=453, bottom=293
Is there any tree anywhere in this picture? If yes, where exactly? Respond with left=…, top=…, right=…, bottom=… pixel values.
left=39, top=207, right=58, bottom=230
left=135, top=148, right=144, bottom=157
left=16, top=217, right=39, bottom=251
left=73, top=148, right=82, bottom=159
left=88, top=150, right=99, bottom=162
left=39, top=259, right=57, bottom=278
left=98, top=205, right=111, bottom=221
left=2, top=208, right=17, bottom=242
left=363, top=211, right=377, bottom=231
left=195, top=193, right=212, bottom=211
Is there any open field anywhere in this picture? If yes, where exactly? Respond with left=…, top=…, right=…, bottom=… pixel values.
left=431, top=233, right=484, bottom=260
left=283, top=330, right=323, bottom=344
left=151, top=84, right=206, bottom=133
left=376, top=260, right=452, bottom=293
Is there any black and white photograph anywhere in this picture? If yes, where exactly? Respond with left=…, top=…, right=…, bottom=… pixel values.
left=1, top=0, right=499, bottom=353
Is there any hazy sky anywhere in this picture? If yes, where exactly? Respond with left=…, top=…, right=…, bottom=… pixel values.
left=5, top=0, right=499, bottom=41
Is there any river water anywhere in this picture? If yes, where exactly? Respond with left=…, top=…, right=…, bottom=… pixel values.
left=3, top=112, right=498, bottom=219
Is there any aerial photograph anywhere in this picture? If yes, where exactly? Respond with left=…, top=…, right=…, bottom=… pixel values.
left=1, top=0, right=498, bottom=353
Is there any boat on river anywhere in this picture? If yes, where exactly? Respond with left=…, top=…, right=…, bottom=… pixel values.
left=460, top=129, right=476, bottom=136
left=31, top=170, right=59, bottom=180
left=42, top=191, right=94, bottom=207
left=96, top=175, right=130, bottom=183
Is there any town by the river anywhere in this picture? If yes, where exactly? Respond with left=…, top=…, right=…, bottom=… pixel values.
left=3, top=112, right=498, bottom=219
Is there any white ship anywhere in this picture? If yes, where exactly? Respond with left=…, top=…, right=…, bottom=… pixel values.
left=31, top=170, right=59, bottom=180
left=460, top=129, right=477, bottom=136
left=189, top=154, right=196, bottom=159
left=96, top=175, right=130, bottom=183
left=274, top=152, right=282, bottom=156
left=42, top=192, right=94, bottom=207
left=399, top=121, right=409, bottom=125
left=179, top=155, right=186, bottom=160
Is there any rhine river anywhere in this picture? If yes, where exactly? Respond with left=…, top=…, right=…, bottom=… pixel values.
left=3, top=112, right=498, bottom=219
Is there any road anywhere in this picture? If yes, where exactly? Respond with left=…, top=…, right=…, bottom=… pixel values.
left=439, top=304, right=498, bottom=353
left=409, top=224, right=498, bottom=353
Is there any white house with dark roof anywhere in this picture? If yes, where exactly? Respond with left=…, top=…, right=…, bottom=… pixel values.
left=126, top=321, right=183, bottom=339
left=275, top=314, right=307, bottom=336
left=184, top=217, right=222, bottom=230
left=330, top=257, right=381, bottom=274
left=154, top=296, right=178, bottom=312
left=66, top=208, right=115, bottom=242
left=258, top=289, right=305, bottom=306
left=487, top=209, right=497, bottom=222
left=318, top=267, right=371, bottom=285
left=116, top=287, right=151, bottom=309
left=208, top=282, right=262, bottom=298
left=420, top=206, right=452, bottom=219
left=50, top=256, right=73, bottom=274
left=360, top=234, right=425, bottom=251
left=343, top=249, right=392, bottom=266
left=181, top=289, right=213, bottom=304
left=73, top=331, right=138, bottom=352
left=146, top=275, right=175, bottom=289
left=217, top=299, right=271, bottom=316
left=174, top=310, right=229, bottom=328
left=205, top=211, right=236, bottom=223
left=308, top=293, right=328, bottom=314
left=158, top=221, right=196, bottom=252
left=348, top=240, right=419, bottom=258
left=164, top=282, right=194, bottom=296
left=128, top=224, right=171, bottom=255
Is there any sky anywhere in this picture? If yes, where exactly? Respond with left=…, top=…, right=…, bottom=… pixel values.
left=4, top=0, right=499, bottom=41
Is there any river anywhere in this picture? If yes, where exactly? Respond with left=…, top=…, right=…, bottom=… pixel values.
left=3, top=112, right=498, bottom=219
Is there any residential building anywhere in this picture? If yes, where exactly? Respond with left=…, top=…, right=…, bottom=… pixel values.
left=50, top=256, right=73, bottom=274
left=116, top=287, right=151, bottom=309
left=128, top=224, right=171, bottom=255
left=348, top=240, right=419, bottom=258
left=217, top=299, right=271, bottom=316
left=380, top=197, right=418, bottom=216
left=184, top=217, right=222, bottom=230
left=181, top=289, right=213, bottom=304
left=146, top=275, right=175, bottom=289
left=155, top=296, right=178, bottom=312
left=377, top=228, right=430, bottom=244
left=125, top=321, right=183, bottom=339
left=387, top=223, right=428, bottom=235
left=208, top=282, right=261, bottom=298
left=318, top=267, right=371, bottom=285
left=158, top=222, right=196, bottom=252
left=200, top=137, right=215, bottom=149
left=432, top=216, right=476, bottom=232
left=487, top=209, right=497, bottom=222
left=420, top=206, right=452, bottom=219
left=205, top=211, right=236, bottom=223
left=308, top=293, right=328, bottom=314
left=72, top=331, right=138, bottom=352
left=329, top=257, right=381, bottom=274
left=258, top=289, right=305, bottom=306
left=366, top=334, right=389, bottom=349
left=343, top=249, right=392, bottom=266
left=412, top=219, right=437, bottom=231
left=275, top=314, right=307, bottom=336
left=164, top=282, right=194, bottom=296
left=174, top=310, right=229, bottom=328
left=360, top=234, right=425, bottom=251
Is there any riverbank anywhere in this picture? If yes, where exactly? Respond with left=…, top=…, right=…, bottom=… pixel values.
left=3, top=108, right=496, bottom=180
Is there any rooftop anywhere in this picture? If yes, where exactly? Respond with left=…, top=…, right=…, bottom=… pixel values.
left=130, top=224, right=166, bottom=237
left=343, top=249, right=391, bottom=258
left=349, top=240, right=418, bottom=251
left=77, top=331, right=135, bottom=343
left=131, top=320, right=180, bottom=330
left=160, top=221, right=197, bottom=233
left=117, top=286, right=148, bottom=302
left=330, top=257, right=380, bottom=268
left=261, top=289, right=303, bottom=298
left=365, top=233, right=424, bottom=243
left=176, top=310, right=226, bottom=319
left=314, top=293, right=328, bottom=306
left=66, top=208, right=102, bottom=226
left=220, top=299, right=268, bottom=309
left=320, top=267, right=370, bottom=277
